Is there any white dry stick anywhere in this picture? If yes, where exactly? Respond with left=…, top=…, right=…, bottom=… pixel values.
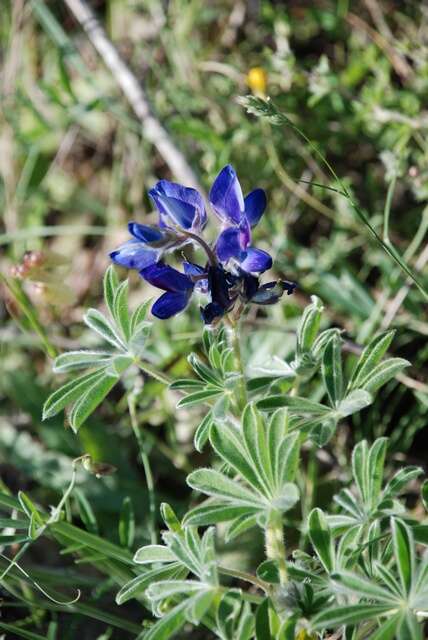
left=63, top=0, right=202, bottom=191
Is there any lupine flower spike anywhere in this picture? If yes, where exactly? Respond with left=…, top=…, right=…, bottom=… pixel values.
left=110, top=165, right=296, bottom=322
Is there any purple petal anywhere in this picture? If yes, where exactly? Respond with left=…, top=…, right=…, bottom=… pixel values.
left=209, top=165, right=244, bottom=224
left=140, top=262, right=193, bottom=292
left=216, top=227, right=244, bottom=263
left=240, top=247, right=272, bottom=273
left=239, top=217, right=251, bottom=250
left=128, top=222, right=164, bottom=243
left=151, top=291, right=191, bottom=319
left=150, top=180, right=206, bottom=231
left=110, top=240, right=159, bottom=270
left=244, top=189, right=267, bottom=227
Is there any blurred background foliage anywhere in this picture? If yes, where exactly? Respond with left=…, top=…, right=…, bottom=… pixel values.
left=0, top=0, right=427, bottom=637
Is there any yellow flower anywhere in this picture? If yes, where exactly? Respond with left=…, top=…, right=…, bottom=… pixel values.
left=295, top=631, right=317, bottom=640
left=246, top=67, right=268, bottom=96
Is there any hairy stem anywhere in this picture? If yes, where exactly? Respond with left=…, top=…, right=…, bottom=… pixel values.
left=218, top=566, right=269, bottom=593
left=128, top=392, right=157, bottom=545
left=265, top=510, right=288, bottom=585
left=228, top=320, right=248, bottom=412
left=135, top=359, right=171, bottom=386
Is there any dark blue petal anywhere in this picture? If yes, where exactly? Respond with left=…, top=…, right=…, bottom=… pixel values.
left=151, top=291, right=191, bottom=319
left=209, top=165, right=244, bottom=224
left=250, top=280, right=297, bottom=305
left=208, top=265, right=236, bottom=311
left=239, top=217, right=251, bottom=250
left=110, top=240, right=159, bottom=270
left=240, top=247, right=272, bottom=273
left=150, top=180, right=206, bottom=230
left=200, top=302, right=226, bottom=324
left=140, top=262, right=193, bottom=292
left=244, top=189, right=267, bottom=227
left=216, top=227, right=243, bottom=263
left=150, top=193, right=196, bottom=230
left=128, top=222, right=163, bottom=243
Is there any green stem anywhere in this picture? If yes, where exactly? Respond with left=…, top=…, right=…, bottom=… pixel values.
left=135, top=360, right=171, bottom=385
left=127, top=393, right=157, bottom=545
left=218, top=566, right=268, bottom=593
left=265, top=510, right=288, bottom=585
left=383, top=176, right=397, bottom=244
left=228, top=320, right=248, bottom=411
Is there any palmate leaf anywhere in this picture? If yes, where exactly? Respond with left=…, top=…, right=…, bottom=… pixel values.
left=43, top=267, right=153, bottom=429
left=392, top=519, right=415, bottom=595
left=116, top=563, right=185, bottom=605
left=184, top=500, right=259, bottom=527
left=187, top=468, right=265, bottom=507
left=308, top=509, right=335, bottom=573
left=311, top=603, right=395, bottom=629
left=359, top=358, right=410, bottom=394
left=296, top=295, right=323, bottom=354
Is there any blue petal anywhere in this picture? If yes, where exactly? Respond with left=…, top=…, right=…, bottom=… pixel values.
left=216, top=227, right=243, bottom=262
left=128, top=222, right=163, bottom=243
left=150, top=180, right=206, bottom=230
left=239, top=247, right=272, bottom=273
left=110, top=240, right=159, bottom=270
left=183, top=262, right=206, bottom=277
left=150, top=193, right=196, bottom=230
left=140, top=262, right=193, bottom=292
left=244, top=189, right=267, bottom=227
left=183, top=262, right=208, bottom=293
left=209, top=165, right=244, bottom=224
left=151, top=291, right=191, bottom=319
left=200, top=302, right=225, bottom=324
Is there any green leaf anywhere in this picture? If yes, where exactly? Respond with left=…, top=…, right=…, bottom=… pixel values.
left=383, top=467, right=423, bottom=500
left=369, top=614, right=404, bottom=640
left=42, top=368, right=105, bottom=420
left=312, top=604, right=395, bottom=629
left=75, top=489, right=98, bottom=535
left=337, top=389, right=372, bottom=417
left=359, top=358, right=410, bottom=394
left=256, top=560, right=279, bottom=584
left=116, top=563, right=182, bottom=605
left=225, top=513, right=258, bottom=542
left=398, top=613, right=423, bottom=640
left=84, top=308, right=126, bottom=351
left=176, top=388, right=223, bottom=408
left=141, top=600, right=188, bottom=640
left=194, top=411, right=213, bottom=452
left=392, top=518, right=414, bottom=594
left=0, top=623, right=47, bottom=640
left=52, top=521, right=133, bottom=564
left=187, top=469, right=264, bottom=507
left=104, top=265, right=120, bottom=319
left=134, top=545, right=176, bottom=565
left=0, top=534, right=30, bottom=545
left=352, top=440, right=370, bottom=505
left=130, top=299, right=151, bottom=336
left=188, top=353, right=222, bottom=386
left=308, top=508, right=334, bottom=573
left=349, top=330, right=395, bottom=391
left=257, top=395, right=330, bottom=414
left=119, top=497, right=135, bottom=549
left=53, top=350, right=113, bottom=373
left=210, top=422, right=267, bottom=495
left=297, top=296, right=323, bottom=353
left=186, top=589, right=215, bottom=624
left=322, top=333, right=343, bottom=407
left=276, top=432, right=300, bottom=487
left=367, top=438, right=388, bottom=505
left=147, top=580, right=203, bottom=602
left=242, top=404, right=273, bottom=495
left=332, top=571, right=395, bottom=602
left=69, top=371, right=120, bottom=432
left=113, top=280, right=130, bottom=342
left=184, top=501, right=259, bottom=527
left=255, top=598, right=279, bottom=640
left=309, top=418, right=337, bottom=447
left=267, top=409, right=288, bottom=487
left=422, top=480, right=428, bottom=511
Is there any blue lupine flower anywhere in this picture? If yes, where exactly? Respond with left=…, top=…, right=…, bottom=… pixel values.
left=209, top=165, right=272, bottom=274
left=110, top=165, right=296, bottom=323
